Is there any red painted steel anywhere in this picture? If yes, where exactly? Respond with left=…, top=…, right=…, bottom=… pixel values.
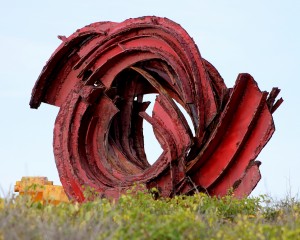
left=30, top=16, right=282, bottom=201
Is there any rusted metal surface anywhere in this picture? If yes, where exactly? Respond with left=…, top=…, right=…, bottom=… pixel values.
left=30, top=16, right=282, bottom=201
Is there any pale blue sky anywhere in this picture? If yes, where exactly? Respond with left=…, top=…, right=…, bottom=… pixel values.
left=0, top=1, right=299, bottom=199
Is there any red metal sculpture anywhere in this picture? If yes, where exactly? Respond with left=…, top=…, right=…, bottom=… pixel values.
left=30, top=16, right=282, bottom=201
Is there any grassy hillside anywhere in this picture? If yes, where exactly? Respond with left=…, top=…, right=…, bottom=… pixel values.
left=1, top=188, right=300, bottom=239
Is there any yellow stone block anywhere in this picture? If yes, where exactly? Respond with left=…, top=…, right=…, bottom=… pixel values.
left=14, top=177, right=69, bottom=205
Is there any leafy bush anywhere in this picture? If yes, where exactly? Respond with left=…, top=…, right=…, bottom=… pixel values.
left=0, top=188, right=300, bottom=240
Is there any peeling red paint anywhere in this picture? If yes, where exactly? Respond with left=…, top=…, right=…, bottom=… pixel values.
left=30, top=16, right=282, bottom=201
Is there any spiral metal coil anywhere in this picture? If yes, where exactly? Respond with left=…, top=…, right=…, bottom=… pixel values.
left=30, top=17, right=282, bottom=201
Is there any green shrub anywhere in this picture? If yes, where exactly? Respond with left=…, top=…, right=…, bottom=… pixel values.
left=0, top=189, right=300, bottom=239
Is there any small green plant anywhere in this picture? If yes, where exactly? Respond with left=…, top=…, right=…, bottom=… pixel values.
left=82, top=185, right=101, bottom=201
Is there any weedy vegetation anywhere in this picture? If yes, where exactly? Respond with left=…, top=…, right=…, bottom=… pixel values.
left=0, top=186, right=300, bottom=240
